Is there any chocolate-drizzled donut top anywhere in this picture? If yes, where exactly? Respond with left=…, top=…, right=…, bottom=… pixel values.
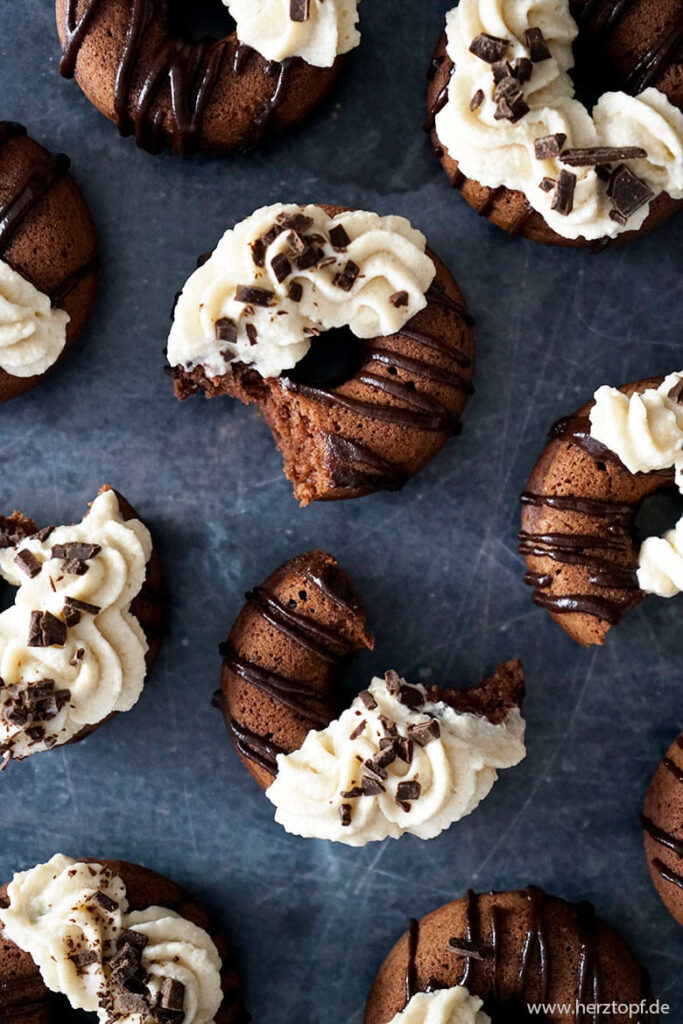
left=643, top=731, right=683, bottom=927
left=519, top=376, right=682, bottom=646
left=365, top=888, right=657, bottom=1024
left=55, top=0, right=357, bottom=154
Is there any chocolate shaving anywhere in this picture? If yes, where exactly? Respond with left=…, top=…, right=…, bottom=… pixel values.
left=276, top=212, right=314, bottom=233
left=288, top=281, right=303, bottom=302
left=492, top=60, right=512, bottom=83
left=396, top=685, right=424, bottom=709
left=328, top=225, right=350, bottom=249
left=32, top=526, right=55, bottom=542
left=271, top=253, right=292, bottom=283
left=65, top=597, right=100, bottom=616
left=296, top=245, right=323, bottom=271
left=469, top=89, right=484, bottom=111
left=607, top=164, right=654, bottom=218
left=560, top=146, right=646, bottom=166
left=358, top=689, right=377, bottom=710
left=396, top=780, right=421, bottom=802
left=525, top=27, right=551, bottom=62
left=385, top=670, right=401, bottom=694
left=609, top=209, right=628, bottom=226
left=364, top=757, right=388, bottom=781
left=407, top=719, right=441, bottom=746
left=389, top=290, right=409, bottom=308
left=286, top=230, right=308, bottom=256
left=245, top=324, right=258, bottom=346
left=157, top=977, right=186, bottom=1016
left=90, top=889, right=119, bottom=912
left=250, top=238, right=266, bottom=267
left=27, top=611, right=66, bottom=648
left=64, top=558, right=88, bottom=576
left=51, top=542, right=101, bottom=561
left=215, top=318, right=237, bottom=344
left=551, top=169, right=576, bottom=215
left=373, top=744, right=397, bottom=770
left=339, top=803, right=352, bottom=826
left=69, top=949, right=98, bottom=969
left=539, top=176, right=556, bottom=192
left=349, top=720, right=366, bottom=740
left=511, top=56, right=532, bottom=82
left=447, top=937, right=490, bottom=960
left=534, top=133, right=566, bottom=159
left=333, top=261, right=359, bottom=291
left=14, top=550, right=41, bottom=579
left=234, top=285, right=273, bottom=307
left=340, top=786, right=363, bottom=799
left=469, top=33, right=509, bottom=64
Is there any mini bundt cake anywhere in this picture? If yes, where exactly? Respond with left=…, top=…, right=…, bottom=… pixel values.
left=643, top=730, right=683, bottom=927
left=168, top=203, right=475, bottom=505
left=427, top=0, right=683, bottom=246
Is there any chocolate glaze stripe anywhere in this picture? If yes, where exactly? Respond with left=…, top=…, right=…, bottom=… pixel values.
left=254, top=58, right=295, bottom=138
left=524, top=569, right=553, bottom=589
left=517, top=886, right=550, bottom=1001
left=396, top=326, right=472, bottom=369
left=653, top=857, right=683, bottom=891
left=246, top=586, right=354, bottom=661
left=425, top=78, right=451, bottom=132
left=577, top=0, right=637, bottom=35
left=304, top=555, right=365, bottom=616
left=405, top=918, right=420, bottom=1003
left=367, top=347, right=473, bottom=393
left=425, top=282, right=474, bottom=326
left=518, top=530, right=628, bottom=553
left=531, top=590, right=640, bottom=624
left=358, top=371, right=456, bottom=427
left=521, top=491, right=634, bottom=518
left=476, top=186, right=504, bottom=217
left=0, top=151, right=70, bottom=255
left=227, top=713, right=284, bottom=776
left=459, top=889, right=477, bottom=988
left=508, top=201, right=534, bottom=238
left=47, top=256, right=99, bottom=308
left=664, top=738, right=683, bottom=783
left=642, top=814, right=683, bottom=857
left=518, top=533, right=639, bottom=590
left=489, top=903, right=501, bottom=1003
left=576, top=901, right=600, bottom=1023
left=221, top=644, right=329, bottom=727
left=283, top=379, right=454, bottom=432
left=324, top=433, right=408, bottom=493
left=626, top=13, right=683, bottom=93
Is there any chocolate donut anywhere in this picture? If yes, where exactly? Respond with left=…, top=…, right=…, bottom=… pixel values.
left=365, top=888, right=657, bottom=1024
left=427, top=0, right=683, bottom=248
left=0, top=857, right=247, bottom=1024
left=0, top=122, right=98, bottom=403
left=519, top=377, right=680, bottom=647
left=55, top=0, right=356, bottom=155
left=168, top=203, right=475, bottom=505
left=0, top=486, right=164, bottom=766
left=643, top=731, right=683, bottom=927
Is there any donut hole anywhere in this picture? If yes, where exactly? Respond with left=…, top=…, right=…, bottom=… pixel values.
left=285, top=327, right=365, bottom=390
left=634, top=487, right=683, bottom=545
left=166, top=0, right=235, bottom=43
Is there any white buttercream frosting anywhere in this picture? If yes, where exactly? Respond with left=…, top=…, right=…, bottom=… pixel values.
left=0, top=855, right=223, bottom=1024
left=0, top=259, right=69, bottom=377
left=265, top=673, right=526, bottom=846
left=225, top=0, right=361, bottom=67
left=0, top=489, right=152, bottom=761
left=167, top=203, right=435, bottom=381
left=435, top=0, right=683, bottom=241
left=388, top=988, right=491, bottom=1024
left=589, top=372, right=683, bottom=598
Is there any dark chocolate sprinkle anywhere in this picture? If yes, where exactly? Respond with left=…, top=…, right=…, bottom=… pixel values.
left=246, top=323, right=258, bottom=346
left=396, top=780, right=421, bottom=802
left=90, top=889, right=119, bottom=912
left=250, top=238, right=266, bottom=267
left=64, top=558, right=88, bottom=576
left=276, top=212, right=314, bottom=232
left=215, top=317, right=237, bottom=343
left=407, top=719, right=441, bottom=746
left=607, top=164, right=654, bottom=218
left=329, top=224, right=351, bottom=249
left=333, top=261, right=360, bottom=291
left=390, top=290, right=409, bottom=308
left=668, top=379, right=683, bottom=404
left=534, top=133, right=566, bottom=159
left=359, top=689, right=377, bottom=710
left=551, top=169, right=576, bottom=215
left=52, top=542, right=101, bottom=561
left=539, top=176, right=556, bottom=191
left=511, top=56, right=532, bottom=82
left=69, top=949, right=98, bottom=969
left=234, top=285, right=273, bottom=307
left=271, top=252, right=292, bottom=283
left=27, top=611, right=66, bottom=648
left=469, top=89, right=485, bottom=111
left=560, top=146, right=646, bottom=166
left=349, top=719, right=366, bottom=740
left=288, top=281, right=303, bottom=302
left=157, top=977, right=185, bottom=1014
left=469, top=33, right=509, bottom=64
left=14, top=550, right=41, bottom=579
left=339, top=803, right=352, bottom=826
left=525, top=27, right=551, bottom=61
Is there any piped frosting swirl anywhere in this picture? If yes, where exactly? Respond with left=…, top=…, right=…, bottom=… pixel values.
left=167, top=203, right=436, bottom=381
left=388, top=987, right=491, bottom=1024
left=225, top=0, right=361, bottom=67
left=0, top=260, right=69, bottom=377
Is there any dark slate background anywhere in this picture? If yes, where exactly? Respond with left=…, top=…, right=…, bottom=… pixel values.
left=1, top=1, right=682, bottom=1020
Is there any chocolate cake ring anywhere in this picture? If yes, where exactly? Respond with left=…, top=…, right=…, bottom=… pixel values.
left=0, top=485, right=165, bottom=758
left=172, top=205, right=475, bottom=506
left=55, top=0, right=346, bottom=155
left=364, top=888, right=657, bottom=1024
left=643, top=730, right=683, bottom=927
left=0, top=122, right=98, bottom=403
left=427, top=0, right=683, bottom=248
left=519, top=377, right=676, bottom=647
left=216, top=549, right=524, bottom=791
left=0, top=858, right=248, bottom=1024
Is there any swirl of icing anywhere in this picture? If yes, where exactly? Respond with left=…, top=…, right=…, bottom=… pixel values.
left=0, top=260, right=69, bottom=377
left=0, top=855, right=223, bottom=1024
left=167, top=203, right=436, bottom=381
left=435, top=0, right=683, bottom=241
left=224, top=0, right=361, bottom=67
left=0, top=855, right=127, bottom=1012
left=265, top=674, right=526, bottom=845
left=119, top=908, right=223, bottom=1024
left=388, top=988, right=491, bottom=1024
left=0, top=490, right=152, bottom=761
left=638, top=519, right=683, bottom=598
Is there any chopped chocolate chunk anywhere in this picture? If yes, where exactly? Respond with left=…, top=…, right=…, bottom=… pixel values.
left=70, top=647, right=85, bottom=665
left=27, top=611, right=66, bottom=648
left=551, top=169, right=576, bottom=215
left=494, top=83, right=529, bottom=122
left=373, top=745, right=397, bottom=771
left=117, top=929, right=148, bottom=953
left=245, top=323, right=258, bottom=347
left=385, top=669, right=401, bottom=694
left=469, top=89, right=485, bottom=111
left=333, top=261, right=359, bottom=291
left=250, top=238, right=266, bottom=267
left=511, top=56, right=532, bottom=82
left=361, top=773, right=385, bottom=796
left=560, top=146, right=646, bottom=166
left=379, top=714, right=398, bottom=737
left=607, top=164, right=654, bottom=218
left=397, top=685, right=424, bottom=709
left=492, top=60, right=512, bottom=83
left=68, top=949, right=98, bottom=969
left=359, top=689, right=377, bottom=710
left=609, top=209, right=628, bottom=226
left=276, top=211, right=314, bottom=233
left=26, top=725, right=44, bottom=741
left=525, top=27, right=551, bottom=62
left=14, top=550, right=41, bottom=579
left=317, top=256, right=337, bottom=269
left=287, top=281, right=303, bottom=302
left=534, top=133, right=566, bottom=159
left=26, top=680, right=55, bottom=700
left=215, top=317, right=237, bottom=344
left=51, top=542, right=101, bottom=561
left=296, top=245, right=323, bottom=270
left=407, top=719, right=441, bottom=746
left=234, top=285, right=273, bottom=306
left=63, top=597, right=100, bottom=627
left=64, top=558, right=88, bottom=576
left=447, top=937, right=490, bottom=959
left=271, top=252, right=292, bottom=283
left=539, top=176, right=556, bottom=192
left=364, top=757, right=388, bottom=781
left=668, top=379, right=683, bottom=404
left=33, top=526, right=54, bottom=543
left=340, top=786, right=363, bottom=799
left=595, top=164, right=612, bottom=182
left=469, top=32, right=509, bottom=64
left=286, top=230, right=308, bottom=256
left=339, top=803, right=352, bottom=826
left=389, top=290, right=409, bottom=308
left=90, top=890, right=119, bottom=912
left=329, top=224, right=351, bottom=249
left=157, top=977, right=186, bottom=1014
left=349, top=719, right=366, bottom=740
left=394, top=736, right=414, bottom=764
left=396, top=780, right=421, bottom=803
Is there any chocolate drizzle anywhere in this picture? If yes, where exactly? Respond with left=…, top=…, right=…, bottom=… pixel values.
left=625, top=12, right=683, bottom=93
left=246, top=585, right=354, bottom=662
left=220, top=644, right=329, bottom=727
left=324, top=434, right=408, bottom=494
left=405, top=918, right=420, bottom=1003
left=225, top=707, right=285, bottom=775
left=59, top=0, right=294, bottom=153
left=475, top=186, right=505, bottom=217
left=644, top=736, right=683, bottom=894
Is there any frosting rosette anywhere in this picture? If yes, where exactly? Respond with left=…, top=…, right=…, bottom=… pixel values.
left=265, top=672, right=526, bottom=845
left=225, top=0, right=361, bottom=67
left=167, top=203, right=436, bottom=381
left=388, top=987, right=491, bottom=1024
left=0, top=260, right=69, bottom=377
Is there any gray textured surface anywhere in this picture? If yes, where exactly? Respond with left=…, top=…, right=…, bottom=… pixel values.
left=1, top=1, right=682, bottom=1020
